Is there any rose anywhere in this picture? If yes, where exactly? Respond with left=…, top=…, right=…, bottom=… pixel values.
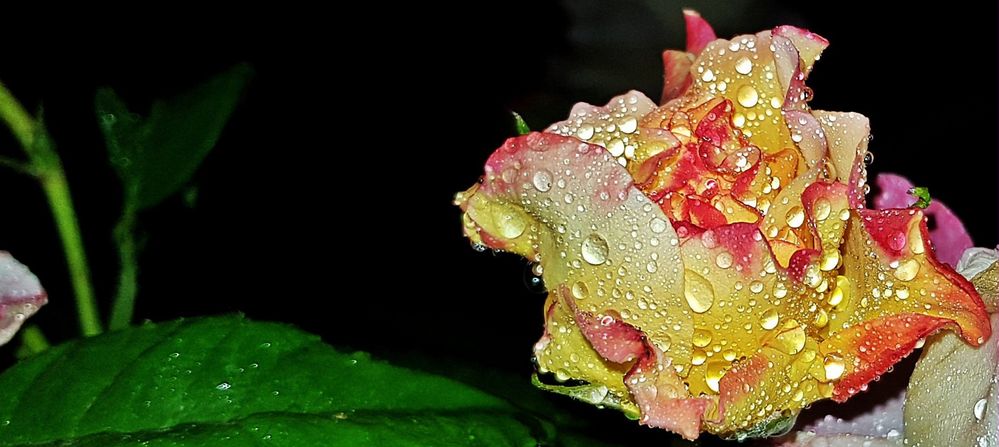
left=454, top=10, right=991, bottom=440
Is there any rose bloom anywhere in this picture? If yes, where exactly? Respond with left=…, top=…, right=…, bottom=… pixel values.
left=454, top=10, right=991, bottom=441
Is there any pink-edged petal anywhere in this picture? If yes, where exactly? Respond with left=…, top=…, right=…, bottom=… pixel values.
left=778, top=393, right=904, bottom=446
left=626, top=343, right=710, bottom=440
left=773, top=26, right=829, bottom=76
left=873, top=173, right=973, bottom=266
left=683, top=9, right=716, bottom=54
left=0, top=252, right=47, bottom=345
left=661, top=50, right=694, bottom=103
left=812, top=111, right=871, bottom=204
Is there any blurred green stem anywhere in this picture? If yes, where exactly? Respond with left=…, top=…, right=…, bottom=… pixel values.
left=20, top=325, right=49, bottom=355
left=0, top=80, right=103, bottom=337
left=109, top=193, right=137, bottom=330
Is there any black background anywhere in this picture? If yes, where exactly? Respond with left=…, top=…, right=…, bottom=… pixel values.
left=0, top=1, right=995, bottom=444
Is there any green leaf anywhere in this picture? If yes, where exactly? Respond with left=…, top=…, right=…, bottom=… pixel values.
left=0, top=316, right=551, bottom=446
left=96, top=64, right=251, bottom=210
left=908, top=186, right=931, bottom=209
left=512, top=111, right=531, bottom=135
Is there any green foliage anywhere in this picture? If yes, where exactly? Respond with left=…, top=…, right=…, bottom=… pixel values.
left=512, top=111, right=531, bottom=135
left=909, top=186, right=932, bottom=209
left=0, top=316, right=553, bottom=446
left=96, top=65, right=251, bottom=330
left=96, top=65, right=252, bottom=210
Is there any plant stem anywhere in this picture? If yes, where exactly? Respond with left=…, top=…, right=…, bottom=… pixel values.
left=0, top=81, right=103, bottom=337
left=109, top=195, right=137, bottom=330
left=19, top=325, right=49, bottom=356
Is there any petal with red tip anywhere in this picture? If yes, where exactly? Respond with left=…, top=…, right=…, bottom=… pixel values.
left=873, top=173, right=973, bottom=266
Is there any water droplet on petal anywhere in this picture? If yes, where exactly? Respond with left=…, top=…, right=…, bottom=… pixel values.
left=705, top=361, right=728, bottom=393
left=893, top=259, right=920, bottom=282
left=737, top=85, right=759, bottom=107
left=819, top=249, right=841, bottom=271
left=974, top=398, right=987, bottom=420
left=761, top=308, right=779, bottom=330
left=684, top=270, right=715, bottom=313
left=532, top=169, right=553, bottom=192
left=715, top=251, right=734, bottom=269
left=785, top=206, right=805, bottom=228
left=576, top=124, right=595, bottom=140
left=735, top=56, right=753, bottom=75
left=581, top=234, right=609, bottom=265
left=571, top=281, right=589, bottom=300
left=692, top=329, right=713, bottom=348
left=650, top=217, right=668, bottom=234
left=823, top=354, right=845, bottom=381
left=813, top=198, right=831, bottom=221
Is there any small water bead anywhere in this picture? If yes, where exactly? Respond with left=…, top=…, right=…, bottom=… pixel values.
left=819, top=249, right=841, bottom=272
left=774, top=325, right=806, bottom=355
left=581, top=234, right=609, bottom=265
left=702, top=69, right=716, bottom=82
left=823, top=354, right=846, bottom=381
left=749, top=281, right=764, bottom=294
left=705, top=361, right=728, bottom=393
left=684, top=270, right=716, bottom=313
left=619, top=116, right=638, bottom=134
left=828, top=276, right=850, bottom=306
left=813, top=198, right=832, bottom=221
left=761, top=308, right=779, bottom=330
left=735, top=56, right=753, bottom=75
left=785, top=206, right=805, bottom=228
left=692, top=329, right=713, bottom=348
left=650, top=217, right=669, bottom=234
left=737, top=85, right=759, bottom=108
left=532, top=169, right=553, bottom=192
left=576, top=124, right=595, bottom=140
left=692, top=348, right=708, bottom=366
left=893, top=258, right=920, bottom=281
left=715, top=251, right=734, bottom=269
left=495, top=208, right=527, bottom=239
left=895, top=287, right=910, bottom=300
left=571, top=281, right=589, bottom=299
left=723, top=349, right=737, bottom=362
left=974, top=398, right=987, bottom=420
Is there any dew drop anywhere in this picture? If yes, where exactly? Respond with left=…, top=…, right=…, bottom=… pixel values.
left=760, top=308, right=779, bottom=330
left=691, top=348, right=707, bottom=366
left=823, top=354, right=845, bottom=381
left=895, top=287, right=910, bottom=300
left=893, top=258, right=920, bottom=282
left=813, top=198, right=831, bottom=220
left=974, top=398, right=987, bottom=420
left=701, top=69, right=715, bottom=82
left=692, top=328, right=713, bottom=348
left=576, top=124, right=595, bottom=140
left=494, top=207, right=527, bottom=239
left=737, top=85, right=759, bottom=108
left=650, top=217, right=669, bottom=234
left=715, top=251, right=734, bottom=269
left=735, top=56, right=753, bottom=75
left=819, top=249, right=841, bottom=272
left=749, top=281, right=764, bottom=294
left=581, top=234, right=609, bottom=265
left=705, top=360, right=728, bottom=393
left=571, top=281, right=589, bottom=300
left=785, top=206, right=805, bottom=228
left=828, top=276, right=850, bottom=306
left=888, top=232, right=907, bottom=251
left=532, top=169, right=553, bottom=192
left=684, top=270, right=715, bottom=313
left=774, top=325, right=806, bottom=355
left=619, top=116, right=638, bottom=134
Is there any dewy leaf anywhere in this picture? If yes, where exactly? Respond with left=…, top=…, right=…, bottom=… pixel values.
left=0, top=316, right=550, bottom=447
left=96, top=64, right=251, bottom=210
left=512, top=111, right=531, bottom=135
left=908, top=186, right=931, bottom=209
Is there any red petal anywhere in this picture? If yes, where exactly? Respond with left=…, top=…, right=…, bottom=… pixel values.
left=562, top=286, right=646, bottom=364
left=825, top=313, right=951, bottom=402
left=683, top=9, right=716, bottom=54
left=873, top=173, right=973, bottom=266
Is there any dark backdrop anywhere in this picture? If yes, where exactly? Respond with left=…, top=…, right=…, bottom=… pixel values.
left=0, top=2, right=994, bottom=444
